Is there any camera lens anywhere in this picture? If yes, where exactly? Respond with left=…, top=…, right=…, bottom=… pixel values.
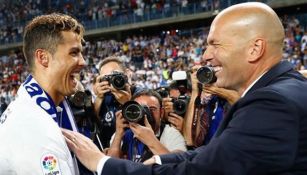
left=112, top=75, right=126, bottom=90
left=122, top=101, right=144, bottom=123
left=70, top=91, right=85, bottom=108
left=196, top=66, right=217, bottom=84
left=173, top=99, right=187, bottom=115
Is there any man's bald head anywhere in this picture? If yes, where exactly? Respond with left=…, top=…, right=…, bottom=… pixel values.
left=203, top=2, right=286, bottom=94
left=212, top=2, right=285, bottom=56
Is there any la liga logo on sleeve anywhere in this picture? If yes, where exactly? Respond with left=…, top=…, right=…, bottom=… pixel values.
left=41, top=154, right=62, bottom=175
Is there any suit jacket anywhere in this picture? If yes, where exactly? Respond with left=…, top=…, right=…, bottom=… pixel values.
left=101, top=61, right=307, bottom=175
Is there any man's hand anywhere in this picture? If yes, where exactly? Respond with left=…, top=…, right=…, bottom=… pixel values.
left=162, top=97, right=174, bottom=116
left=168, top=112, right=184, bottom=132
left=62, top=129, right=104, bottom=171
left=115, top=110, right=129, bottom=136
left=191, top=65, right=202, bottom=92
left=110, top=83, right=132, bottom=104
left=129, top=117, right=157, bottom=147
left=94, top=75, right=111, bottom=99
left=203, top=84, right=240, bottom=105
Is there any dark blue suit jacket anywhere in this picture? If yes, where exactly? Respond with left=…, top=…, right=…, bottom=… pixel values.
left=101, top=61, right=307, bottom=175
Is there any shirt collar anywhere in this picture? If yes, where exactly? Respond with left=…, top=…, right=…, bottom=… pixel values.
left=241, top=71, right=267, bottom=97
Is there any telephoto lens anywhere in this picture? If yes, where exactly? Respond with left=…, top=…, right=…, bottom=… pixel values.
left=122, top=101, right=145, bottom=123
left=196, top=66, right=217, bottom=84
left=122, top=101, right=155, bottom=126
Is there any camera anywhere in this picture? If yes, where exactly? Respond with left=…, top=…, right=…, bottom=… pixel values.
left=155, top=86, right=169, bottom=98
left=100, top=71, right=128, bottom=90
left=68, top=90, right=99, bottom=132
left=122, top=101, right=155, bottom=127
left=196, top=66, right=217, bottom=84
left=68, top=90, right=93, bottom=118
left=172, top=95, right=190, bottom=116
left=172, top=71, right=189, bottom=95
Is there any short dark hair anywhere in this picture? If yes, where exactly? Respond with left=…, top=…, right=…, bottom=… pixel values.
left=98, top=56, right=126, bottom=72
left=132, top=89, right=162, bottom=108
left=23, top=13, right=84, bottom=72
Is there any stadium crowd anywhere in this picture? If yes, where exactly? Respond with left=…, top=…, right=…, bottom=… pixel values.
left=0, top=0, right=223, bottom=44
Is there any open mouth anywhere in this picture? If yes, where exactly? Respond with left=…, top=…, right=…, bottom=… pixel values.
left=70, top=72, right=79, bottom=85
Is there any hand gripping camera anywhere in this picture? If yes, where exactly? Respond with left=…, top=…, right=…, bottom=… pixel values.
left=172, top=95, right=190, bottom=116
left=122, top=101, right=155, bottom=127
left=100, top=71, right=128, bottom=90
left=196, top=66, right=217, bottom=84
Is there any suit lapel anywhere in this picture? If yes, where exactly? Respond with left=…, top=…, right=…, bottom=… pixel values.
left=214, top=61, right=294, bottom=137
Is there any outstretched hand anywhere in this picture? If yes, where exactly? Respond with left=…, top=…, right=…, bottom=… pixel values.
left=62, top=129, right=104, bottom=172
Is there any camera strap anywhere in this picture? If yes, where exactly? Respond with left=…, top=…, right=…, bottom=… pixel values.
left=191, top=88, right=208, bottom=147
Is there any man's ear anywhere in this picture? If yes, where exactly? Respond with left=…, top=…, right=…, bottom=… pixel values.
left=35, top=49, right=49, bottom=67
left=248, top=38, right=265, bottom=62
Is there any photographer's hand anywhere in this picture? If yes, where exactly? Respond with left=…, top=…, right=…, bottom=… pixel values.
left=191, top=65, right=202, bottom=92
left=107, top=111, right=128, bottom=158
left=110, top=83, right=132, bottom=104
left=162, top=97, right=173, bottom=118
left=115, top=110, right=129, bottom=136
left=94, top=75, right=111, bottom=116
left=203, top=84, right=240, bottom=105
left=130, top=117, right=170, bottom=155
left=95, top=75, right=111, bottom=99
left=168, top=112, right=184, bottom=132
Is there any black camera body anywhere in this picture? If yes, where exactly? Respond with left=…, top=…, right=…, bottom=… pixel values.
left=172, top=95, right=190, bottom=116
left=156, top=86, right=169, bottom=98
left=68, top=90, right=98, bottom=132
left=122, top=101, right=155, bottom=127
left=196, top=66, right=217, bottom=84
left=100, top=71, right=128, bottom=90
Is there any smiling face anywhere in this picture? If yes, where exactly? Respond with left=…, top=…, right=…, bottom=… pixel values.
left=202, top=3, right=285, bottom=94
left=203, top=21, right=249, bottom=91
left=47, top=31, right=85, bottom=102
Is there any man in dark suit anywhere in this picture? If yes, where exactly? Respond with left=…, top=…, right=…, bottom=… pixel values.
left=62, top=2, right=307, bottom=175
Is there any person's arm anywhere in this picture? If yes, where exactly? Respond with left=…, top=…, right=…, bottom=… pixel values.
left=203, top=85, right=239, bottom=105
left=167, top=112, right=184, bottom=132
left=106, top=111, right=128, bottom=158
left=183, top=69, right=200, bottom=146
left=93, top=76, right=111, bottom=116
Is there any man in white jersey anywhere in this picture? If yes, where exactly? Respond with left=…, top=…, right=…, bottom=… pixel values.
left=0, top=13, right=85, bottom=174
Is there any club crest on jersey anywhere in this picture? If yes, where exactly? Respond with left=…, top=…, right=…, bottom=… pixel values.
left=41, top=154, right=61, bottom=175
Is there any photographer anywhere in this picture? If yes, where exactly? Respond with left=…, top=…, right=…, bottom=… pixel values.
left=107, top=89, right=186, bottom=162
left=159, top=72, right=192, bottom=133
left=184, top=65, right=239, bottom=147
left=94, top=56, right=133, bottom=149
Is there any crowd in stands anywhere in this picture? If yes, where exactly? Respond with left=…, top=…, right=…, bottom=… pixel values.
left=0, top=13, right=306, bottom=114
left=0, top=0, right=223, bottom=44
